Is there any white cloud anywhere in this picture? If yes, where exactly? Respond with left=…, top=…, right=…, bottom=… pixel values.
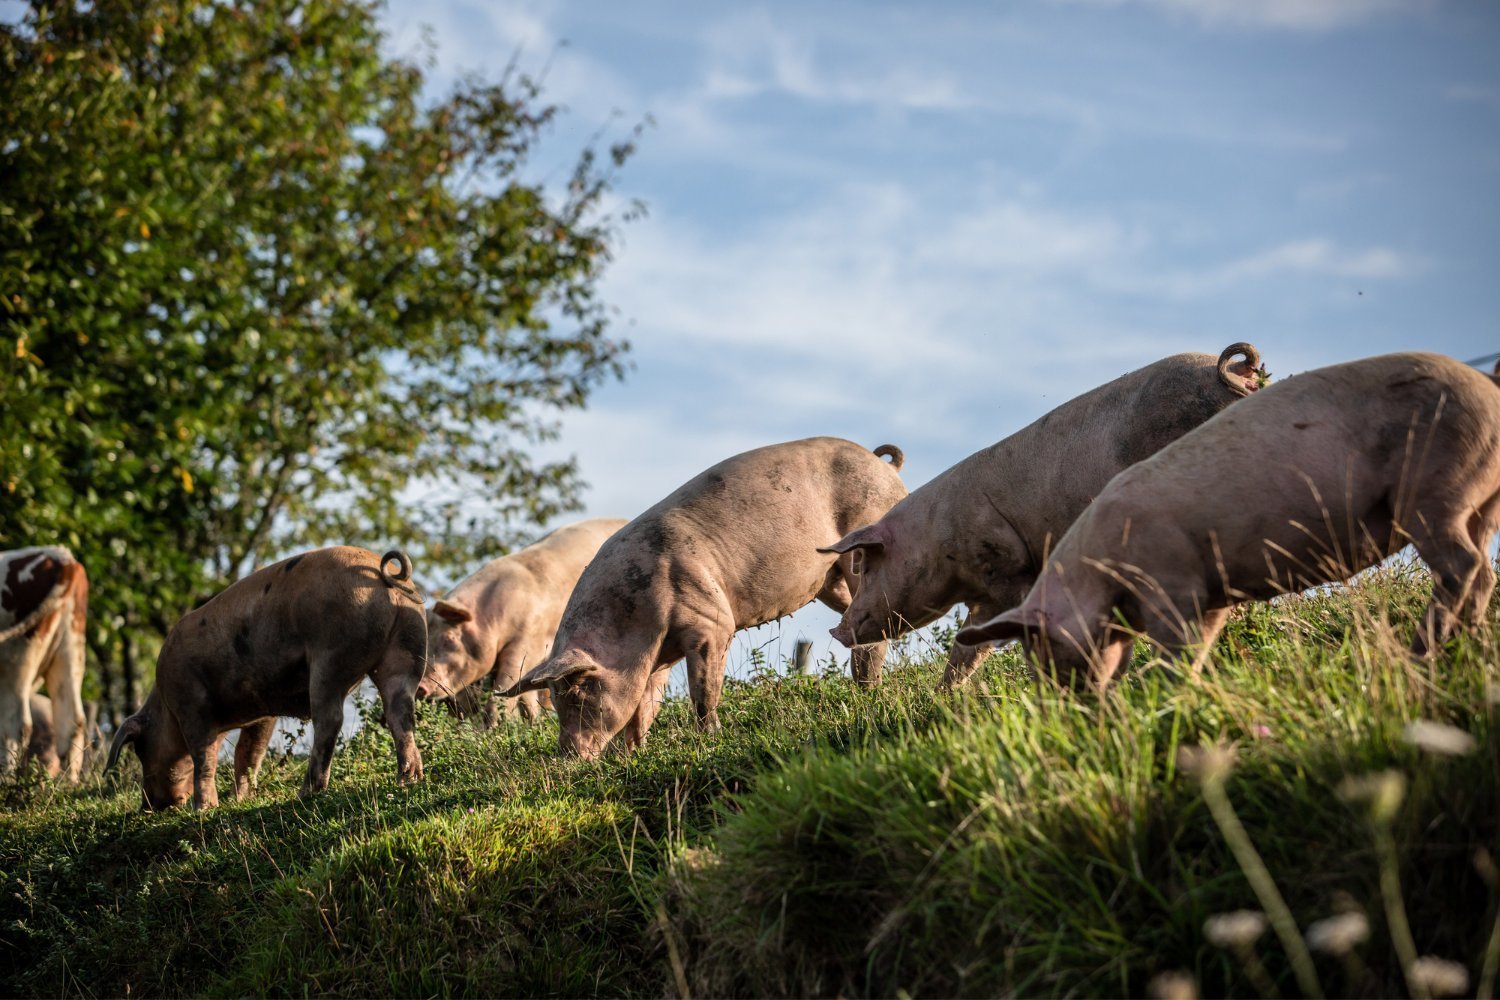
left=1056, top=0, right=1427, bottom=32
left=1117, top=237, right=1421, bottom=299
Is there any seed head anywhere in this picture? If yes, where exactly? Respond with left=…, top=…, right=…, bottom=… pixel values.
left=1337, top=770, right=1406, bottom=824
left=1403, top=719, right=1476, bottom=757
left=1203, top=909, right=1268, bottom=949
left=1178, top=742, right=1237, bottom=783
left=1304, top=911, right=1369, bottom=956
left=1408, top=956, right=1469, bottom=998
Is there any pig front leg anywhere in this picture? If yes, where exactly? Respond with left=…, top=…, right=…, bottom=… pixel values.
left=187, top=734, right=225, bottom=810
left=683, top=630, right=730, bottom=733
left=939, top=593, right=1025, bottom=691
left=625, top=668, right=673, bottom=750
left=233, top=717, right=276, bottom=800
left=849, top=641, right=888, bottom=688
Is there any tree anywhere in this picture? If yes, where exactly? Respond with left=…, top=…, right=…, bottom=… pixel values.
left=0, top=0, right=640, bottom=718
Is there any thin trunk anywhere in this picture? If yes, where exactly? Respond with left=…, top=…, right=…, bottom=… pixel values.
left=122, top=632, right=138, bottom=715
left=89, top=635, right=117, bottom=730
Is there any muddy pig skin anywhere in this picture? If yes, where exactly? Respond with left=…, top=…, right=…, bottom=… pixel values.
left=958, top=352, right=1500, bottom=688
left=420, top=518, right=627, bottom=725
left=108, top=547, right=427, bottom=810
left=822, top=343, right=1263, bottom=689
left=505, top=437, right=907, bottom=759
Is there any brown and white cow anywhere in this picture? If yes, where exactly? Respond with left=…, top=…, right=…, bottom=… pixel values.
left=1, top=546, right=88, bottom=780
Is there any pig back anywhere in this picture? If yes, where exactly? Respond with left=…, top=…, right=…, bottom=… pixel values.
left=992, top=350, right=1254, bottom=551
left=565, top=437, right=907, bottom=636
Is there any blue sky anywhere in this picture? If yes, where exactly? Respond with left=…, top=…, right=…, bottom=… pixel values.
left=375, top=0, right=1500, bottom=674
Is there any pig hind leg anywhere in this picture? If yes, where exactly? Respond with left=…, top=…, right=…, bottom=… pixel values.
left=233, top=717, right=276, bottom=800
left=371, top=606, right=425, bottom=783
left=1409, top=506, right=1491, bottom=655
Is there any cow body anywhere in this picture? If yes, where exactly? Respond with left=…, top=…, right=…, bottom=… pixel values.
left=108, top=546, right=427, bottom=809
left=506, top=438, right=908, bottom=758
left=1, top=546, right=88, bottom=780
left=420, top=517, right=627, bottom=724
left=958, top=352, right=1500, bottom=687
left=820, top=344, right=1263, bottom=688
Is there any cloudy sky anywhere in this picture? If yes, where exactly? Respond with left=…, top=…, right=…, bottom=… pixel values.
left=375, top=0, right=1500, bottom=676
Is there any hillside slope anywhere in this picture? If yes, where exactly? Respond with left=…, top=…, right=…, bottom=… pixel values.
left=2, top=564, right=1495, bottom=997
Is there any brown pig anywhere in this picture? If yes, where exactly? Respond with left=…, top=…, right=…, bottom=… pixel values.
left=820, top=343, right=1264, bottom=689
left=503, top=437, right=908, bottom=758
left=107, top=547, right=427, bottom=810
left=957, top=352, right=1500, bottom=687
left=419, top=517, right=628, bottom=724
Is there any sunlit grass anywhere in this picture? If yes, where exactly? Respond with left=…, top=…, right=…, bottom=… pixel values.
left=1, top=562, right=1495, bottom=997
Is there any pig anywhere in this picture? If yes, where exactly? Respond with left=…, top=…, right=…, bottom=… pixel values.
left=956, top=352, right=1500, bottom=688
left=820, top=343, right=1264, bottom=689
left=418, top=517, right=628, bottom=725
left=106, top=547, right=427, bottom=810
left=502, top=437, right=908, bottom=758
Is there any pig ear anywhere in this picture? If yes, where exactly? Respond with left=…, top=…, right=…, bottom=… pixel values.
left=432, top=600, right=473, bottom=625
left=817, top=524, right=885, bottom=556
left=106, top=711, right=147, bottom=771
left=956, top=607, right=1041, bottom=646
left=501, top=652, right=598, bottom=698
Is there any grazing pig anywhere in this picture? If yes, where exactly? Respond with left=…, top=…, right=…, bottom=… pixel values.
left=1, top=546, right=89, bottom=780
left=821, top=343, right=1264, bottom=689
left=419, top=517, right=628, bottom=725
left=503, top=437, right=908, bottom=758
left=956, top=352, right=1500, bottom=688
left=107, top=547, right=427, bottom=810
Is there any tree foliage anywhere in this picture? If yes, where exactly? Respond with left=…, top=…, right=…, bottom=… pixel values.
left=0, top=0, right=639, bottom=708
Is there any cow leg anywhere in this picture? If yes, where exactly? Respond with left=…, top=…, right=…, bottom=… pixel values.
left=625, top=668, right=672, bottom=750
left=301, top=667, right=348, bottom=797
left=372, top=648, right=423, bottom=785
left=683, top=630, right=730, bottom=734
left=43, top=616, right=87, bottom=781
left=233, top=718, right=277, bottom=800
left=0, top=670, right=33, bottom=776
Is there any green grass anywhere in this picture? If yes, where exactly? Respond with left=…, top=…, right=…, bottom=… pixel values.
left=2, top=563, right=1497, bottom=997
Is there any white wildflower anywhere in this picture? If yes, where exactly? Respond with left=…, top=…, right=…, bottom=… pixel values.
left=1304, top=911, right=1369, bottom=955
left=1147, top=970, right=1198, bottom=1000
left=1408, top=956, right=1469, bottom=998
left=1203, top=909, right=1267, bottom=949
left=1338, top=770, right=1406, bottom=824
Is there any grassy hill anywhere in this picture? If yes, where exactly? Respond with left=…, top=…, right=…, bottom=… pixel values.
left=2, top=563, right=1496, bottom=997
